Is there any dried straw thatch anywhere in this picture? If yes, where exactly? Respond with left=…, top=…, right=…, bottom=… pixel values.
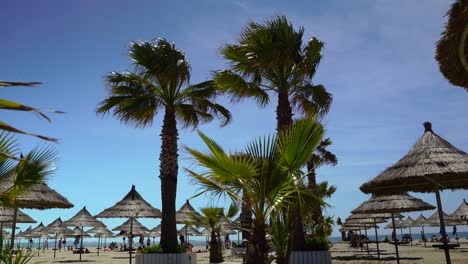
left=112, top=218, right=149, bottom=235
left=435, top=0, right=468, bottom=89
left=349, top=213, right=403, bottom=220
left=403, top=216, right=416, bottom=227
left=178, top=225, right=201, bottom=236
left=16, top=226, right=33, bottom=238
left=0, top=207, right=36, bottom=223
left=360, top=122, right=468, bottom=194
left=43, top=217, right=74, bottom=236
left=69, top=226, right=92, bottom=238
left=346, top=216, right=386, bottom=224
left=351, top=193, right=435, bottom=214
left=424, top=211, right=456, bottom=226
left=29, top=222, right=48, bottom=238
left=199, top=228, right=211, bottom=236
left=385, top=219, right=405, bottom=229
left=412, top=214, right=428, bottom=227
left=95, top=185, right=161, bottom=219
left=87, top=226, right=114, bottom=237
left=449, top=199, right=468, bottom=220
left=63, top=206, right=105, bottom=228
left=150, top=224, right=161, bottom=233
left=176, top=200, right=201, bottom=223
left=0, top=183, right=73, bottom=210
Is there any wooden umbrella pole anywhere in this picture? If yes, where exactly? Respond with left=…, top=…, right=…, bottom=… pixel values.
left=364, top=228, right=369, bottom=254
left=435, top=189, right=451, bottom=264
left=38, top=237, right=41, bottom=256
left=10, top=207, right=18, bottom=249
left=79, top=226, right=84, bottom=262
left=409, top=226, right=412, bottom=246
left=97, top=234, right=100, bottom=256
left=422, top=226, right=426, bottom=247
left=391, top=213, right=400, bottom=264
left=373, top=218, right=380, bottom=260
left=129, top=217, right=134, bottom=264
left=0, top=222, right=3, bottom=250
left=54, top=233, right=57, bottom=258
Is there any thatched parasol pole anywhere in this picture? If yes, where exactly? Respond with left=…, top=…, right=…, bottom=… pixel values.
left=435, top=189, right=451, bottom=264
left=37, top=237, right=41, bottom=256
left=409, top=226, right=412, bottom=246
left=0, top=222, right=3, bottom=250
left=9, top=207, right=18, bottom=248
left=373, top=218, right=380, bottom=259
left=129, top=217, right=134, bottom=264
left=391, top=213, right=400, bottom=264
left=97, top=234, right=101, bottom=256
left=79, top=226, right=84, bottom=262
left=53, top=233, right=58, bottom=258
left=364, top=228, right=369, bottom=254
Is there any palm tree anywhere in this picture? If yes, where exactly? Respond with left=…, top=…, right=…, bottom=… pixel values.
left=0, top=81, right=63, bottom=143
left=96, top=38, right=231, bottom=253
left=0, top=133, right=58, bottom=247
left=187, top=204, right=238, bottom=263
left=303, top=181, right=336, bottom=237
left=215, top=15, right=332, bottom=248
left=215, top=15, right=332, bottom=132
left=185, top=118, right=325, bottom=264
left=306, top=139, right=337, bottom=237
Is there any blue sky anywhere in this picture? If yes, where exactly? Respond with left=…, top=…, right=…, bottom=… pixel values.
left=2, top=0, right=467, bottom=238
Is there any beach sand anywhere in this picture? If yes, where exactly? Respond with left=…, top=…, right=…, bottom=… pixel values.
left=28, top=240, right=468, bottom=263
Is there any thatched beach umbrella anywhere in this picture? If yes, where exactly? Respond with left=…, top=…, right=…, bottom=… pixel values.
left=177, top=225, right=201, bottom=243
left=449, top=199, right=468, bottom=221
left=0, top=182, right=74, bottom=247
left=344, top=217, right=383, bottom=255
left=424, top=211, right=453, bottom=226
left=43, top=217, right=74, bottom=258
left=28, top=222, right=47, bottom=256
left=87, top=225, right=113, bottom=254
left=0, top=207, right=35, bottom=249
left=360, top=122, right=468, bottom=264
left=435, top=0, right=468, bottom=90
left=403, top=216, right=416, bottom=245
left=148, top=224, right=161, bottom=245
left=70, top=226, right=92, bottom=238
left=63, top=206, right=105, bottom=262
left=352, top=193, right=435, bottom=264
left=95, top=185, right=161, bottom=264
left=176, top=200, right=201, bottom=240
left=349, top=212, right=402, bottom=259
left=113, top=218, right=150, bottom=235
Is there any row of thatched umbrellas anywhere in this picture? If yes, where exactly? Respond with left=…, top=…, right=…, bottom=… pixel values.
left=342, top=122, right=468, bottom=264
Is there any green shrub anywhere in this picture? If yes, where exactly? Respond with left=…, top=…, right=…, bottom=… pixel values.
left=140, top=244, right=188, bottom=254
left=383, top=236, right=389, bottom=243
left=304, top=237, right=331, bottom=251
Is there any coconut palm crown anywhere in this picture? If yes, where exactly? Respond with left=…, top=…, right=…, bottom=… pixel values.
left=215, top=15, right=332, bottom=132
left=97, top=38, right=231, bottom=253
left=185, top=118, right=325, bottom=264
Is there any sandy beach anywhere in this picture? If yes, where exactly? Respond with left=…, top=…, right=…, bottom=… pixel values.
left=26, top=239, right=468, bottom=264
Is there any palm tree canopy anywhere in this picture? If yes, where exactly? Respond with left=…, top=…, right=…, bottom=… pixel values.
left=215, top=15, right=332, bottom=117
left=185, top=118, right=325, bottom=223
left=97, top=38, right=231, bottom=128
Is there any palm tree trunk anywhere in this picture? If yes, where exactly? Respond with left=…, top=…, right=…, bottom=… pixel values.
left=307, top=161, right=324, bottom=237
left=209, top=231, right=223, bottom=263
left=246, top=221, right=268, bottom=264
left=276, top=90, right=293, bottom=132
left=159, top=109, right=179, bottom=253
left=240, top=193, right=252, bottom=246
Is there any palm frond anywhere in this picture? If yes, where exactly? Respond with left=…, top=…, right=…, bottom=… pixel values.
left=0, top=121, right=59, bottom=142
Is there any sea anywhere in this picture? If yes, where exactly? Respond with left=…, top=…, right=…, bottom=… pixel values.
left=14, top=232, right=468, bottom=248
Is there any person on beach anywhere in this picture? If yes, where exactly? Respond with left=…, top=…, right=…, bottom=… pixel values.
left=44, top=238, right=49, bottom=251
left=74, top=236, right=80, bottom=249
left=452, top=226, right=457, bottom=237
left=58, top=238, right=63, bottom=252
left=179, top=234, right=185, bottom=245
left=146, top=237, right=150, bottom=247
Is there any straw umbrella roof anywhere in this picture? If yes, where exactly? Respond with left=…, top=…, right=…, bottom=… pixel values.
left=17, top=226, right=33, bottom=238
left=95, top=185, right=161, bottom=219
left=345, top=216, right=386, bottom=224
left=178, top=225, right=201, bottom=236
left=220, top=228, right=237, bottom=235
left=0, top=183, right=73, bottom=210
left=147, top=229, right=160, bottom=237
left=412, top=214, right=428, bottom=227
left=351, top=193, right=436, bottom=214
left=176, top=200, right=201, bottom=223
left=343, top=219, right=380, bottom=228
left=424, top=211, right=453, bottom=226
left=150, top=224, right=161, bottom=233
left=349, top=213, right=403, bottom=220
left=199, top=228, right=211, bottom=236
left=69, top=226, right=92, bottom=238
left=449, top=199, right=468, bottom=220
left=29, top=222, right=48, bottom=237
left=87, top=226, right=114, bottom=237
left=63, top=206, right=105, bottom=228
left=112, top=218, right=149, bottom=234
left=0, top=207, right=36, bottom=223
left=403, top=216, right=416, bottom=227
left=435, top=0, right=468, bottom=90
left=360, top=122, right=468, bottom=194
left=43, top=217, right=74, bottom=236
left=385, top=219, right=405, bottom=229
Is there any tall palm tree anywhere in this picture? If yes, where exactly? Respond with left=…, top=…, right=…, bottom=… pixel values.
left=215, top=15, right=332, bottom=132
left=187, top=204, right=238, bottom=263
left=96, top=38, right=231, bottom=253
left=306, top=138, right=337, bottom=237
left=185, top=118, right=325, bottom=264
left=215, top=15, right=332, bottom=248
left=0, top=81, right=63, bottom=143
